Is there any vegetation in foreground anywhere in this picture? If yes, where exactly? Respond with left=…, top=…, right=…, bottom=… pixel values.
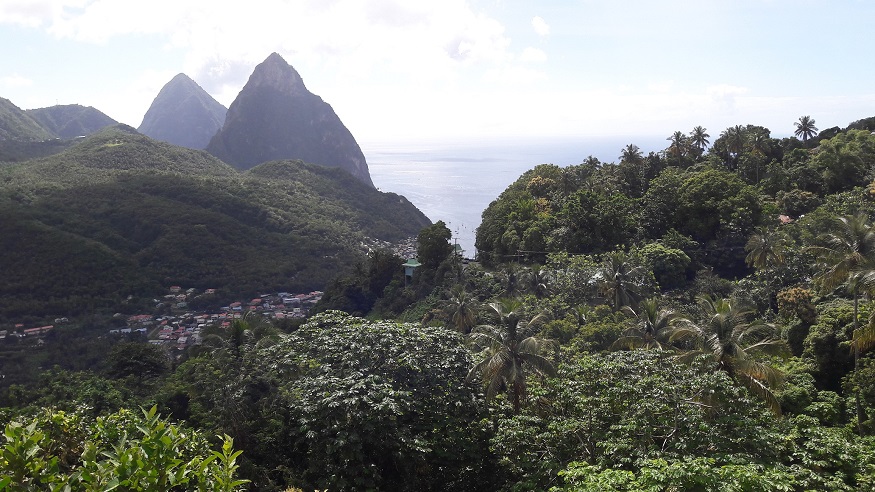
left=5, top=115, right=875, bottom=490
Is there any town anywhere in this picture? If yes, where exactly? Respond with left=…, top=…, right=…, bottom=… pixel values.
left=1, top=287, right=323, bottom=352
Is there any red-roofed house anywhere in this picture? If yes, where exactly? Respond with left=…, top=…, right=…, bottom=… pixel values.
left=23, top=325, right=53, bottom=337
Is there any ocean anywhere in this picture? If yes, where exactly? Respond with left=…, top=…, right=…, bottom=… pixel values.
left=365, top=136, right=667, bottom=257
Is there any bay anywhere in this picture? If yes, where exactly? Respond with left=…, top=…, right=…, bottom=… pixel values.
left=365, top=136, right=666, bottom=257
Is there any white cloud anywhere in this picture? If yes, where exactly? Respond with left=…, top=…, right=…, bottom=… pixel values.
left=29, top=1, right=518, bottom=112
left=1, top=73, right=33, bottom=88
left=531, top=15, right=550, bottom=36
left=0, top=0, right=74, bottom=28
left=647, top=81, right=674, bottom=93
left=520, top=47, right=547, bottom=63
left=706, top=83, right=749, bottom=111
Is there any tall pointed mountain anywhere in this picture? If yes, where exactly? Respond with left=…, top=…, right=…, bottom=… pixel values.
left=139, top=73, right=227, bottom=150
left=0, top=97, right=54, bottom=141
left=27, top=104, right=117, bottom=138
left=206, top=53, right=374, bottom=187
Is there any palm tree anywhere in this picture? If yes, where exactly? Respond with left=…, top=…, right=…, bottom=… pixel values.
left=719, top=125, right=746, bottom=170
left=581, top=155, right=601, bottom=169
left=669, top=295, right=788, bottom=414
left=690, top=126, right=710, bottom=151
left=191, top=312, right=279, bottom=449
left=794, top=115, right=818, bottom=147
left=745, top=228, right=787, bottom=270
left=619, top=144, right=643, bottom=164
left=522, top=266, right=552, bottom=298
left=666, top=131, right=689, bottom=165
left=596, top=251, right=645, bottom=311
left=498, top=263, right=523, bottom=298
left=572, top=304, right=592, bottom=326
left=749, top=129, right=769, bottom=156
left=808, top=213, right=875, bottom=433
left=809, top=214, right=875, bottom=326
left=467, top=299, right=556, bottom=413
left=611, top=298, right=682, bottom=351
left=443, top=285, right=478, bottom=333
left=199, top=312, right=278, bottom=360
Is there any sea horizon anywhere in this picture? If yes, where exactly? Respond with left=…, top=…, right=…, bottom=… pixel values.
left=365, top=135, right=669, bottom=257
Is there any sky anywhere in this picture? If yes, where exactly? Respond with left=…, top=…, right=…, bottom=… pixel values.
left=1, top=0, right=874, bottom=147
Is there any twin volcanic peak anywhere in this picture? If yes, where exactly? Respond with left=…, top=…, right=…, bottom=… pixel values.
left=205, top=52, right=375, bottom=188
left=1, top=53, right=375, bottom=188
left=138, top=73, right=227, bottom=150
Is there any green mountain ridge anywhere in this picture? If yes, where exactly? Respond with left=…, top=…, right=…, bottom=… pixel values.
left=26, top=104, right=117, bottom=139
left=0, top=97, right=54, bottom=142
left=0, top=127, right=429, bottom=321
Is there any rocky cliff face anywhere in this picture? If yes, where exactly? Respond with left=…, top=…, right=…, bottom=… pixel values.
left=139, top=74, right=227, bottom=150
left=206, top=53, right=374, bottom=187
left=27, top=104, right=117, bottom=139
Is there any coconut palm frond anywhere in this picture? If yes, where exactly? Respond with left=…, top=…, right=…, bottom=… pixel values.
left=733, top=322, right=777, bottom=347
left=524, top=311, right=552, bottom=331
left=467, top=329, right=504, bottom=351
left=518, top=351, right=557, bottom=378
left=468, top=349, right=510, bottom=383
left=737, top=372, right=782, bottom=416
left=668, top=324, right=700, bottom=344
left=611, top=336, right=646, bottom=351
left=484, top=367, right=507, bottom=401
left=253, top=335, right=279, bottom=351
left=620, top=304, right=638, bottom=318
left=613, top=335, right=665, bottom=351
left=733, top=357, right=785, bottom=388
left=852, top=317, right=875, bottom=354
left=703, top=333, right=723, bottom=357
left=674, top=349, right=711, bottom=365
left=519, top=335, right=557, bottom=355
left=740, top=338, right=790, bottom=358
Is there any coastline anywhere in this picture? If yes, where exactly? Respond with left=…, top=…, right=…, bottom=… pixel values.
left=365, top=135, right=667, bottom=257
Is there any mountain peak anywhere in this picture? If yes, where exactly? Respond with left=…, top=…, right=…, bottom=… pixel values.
left=206, top=53, right=374, bottom=187
left=248, top=52, right=306, bottom=95
left=138, top=73, right=227, bottom=149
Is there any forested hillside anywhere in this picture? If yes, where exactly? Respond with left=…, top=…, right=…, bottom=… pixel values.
left=26, top=104, right=117, bottom=139
left=5, top=116, right=875, bottom=491
left=0, top=125, right=429, bottom=320
left=0, top=97, right=54, bottom=142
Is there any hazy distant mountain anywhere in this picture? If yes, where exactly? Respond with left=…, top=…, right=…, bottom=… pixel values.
left=27, top=104, right=117, bottom=139
left=138, top=73, right=228, bottom=150
left=0, top=97, right=54, bottom=141
left=206, top=52, right=374, bottom=187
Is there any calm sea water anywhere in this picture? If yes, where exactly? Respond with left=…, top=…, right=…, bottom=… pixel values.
left=365, top=136, right=666, bottom=257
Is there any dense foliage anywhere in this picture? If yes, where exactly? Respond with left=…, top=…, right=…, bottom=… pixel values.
left=6, top=115, right=875, bottom=490
left=1, top=406, right=247, bottom=490
left=158, top=312, right=492, bottom=490
left=0, top=126, right=429, bottom=319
